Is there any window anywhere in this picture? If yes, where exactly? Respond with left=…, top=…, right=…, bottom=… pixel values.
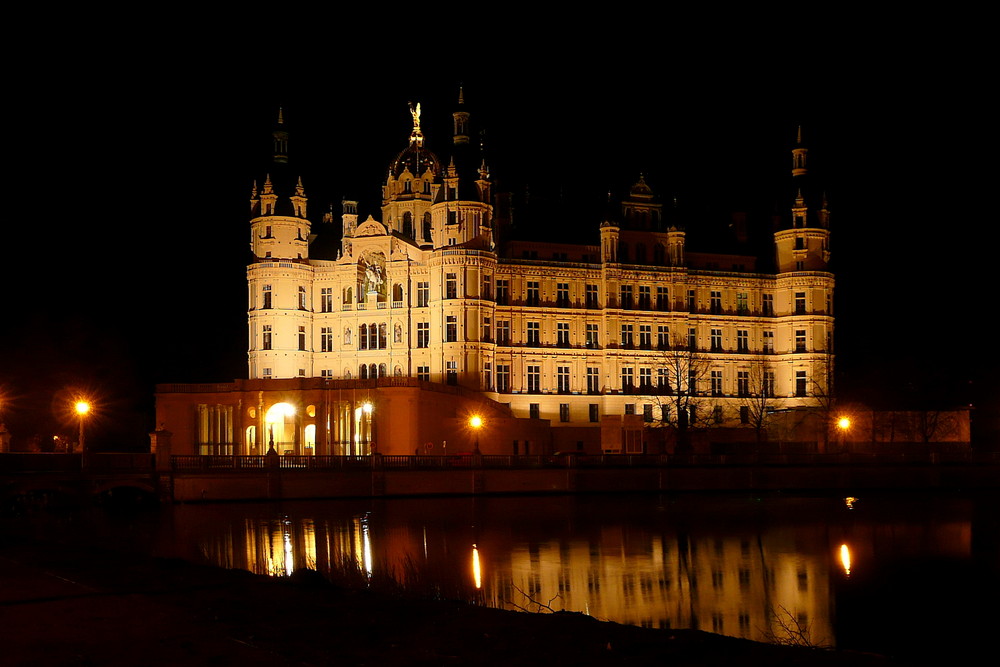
left=527, top=281, right=540, bottom=306
left=796, top=370, right=807, bottom=397
left=710, top=291, right=722, bottom=314
left=262, top=285, right=272, bottom=309
left=320, top=287, right=333, bottom=313
left=298, top=326, right=306, bottom=351
left=496, top=279, right=509, bottom=305
left=657, top=368, right=669, bottom=391
left=639, top=367, right=652, bottom=390
left=762, top=293, right=774, bottom=316
left=657, top=326, right=670, bottom=350
left=559, top=403, right=570, bottom=422
left=445, top=273, right=457, bottom=299
left=484, top=362, right=492, bottom=390
left=638, top=285, right=651, bottom=310
left=621, top=367, right=635, bottom=392
left=639, top=324, right=652, bottom=349
left=370, top=322, right=380, bottom=350
left=497, top=364, right=510, bottom=392
left=711, top=328, right=723, bottom=352
left=262, top=325, right=272, bottom=350
left=446, top=316, right=458, bottom=342
left=620, top=285, right=633, bottom=309
left=795, top=329, right=807, bottom=353
left=497, top=320, right=511, bottom=345
left=482, top=317, right=491, bottom=343
left=687, top=289, right=696, bottom=311
left=624, top=404, right=635, bottom=415
left=587, top=367, right=600, bottom=394
left=446, top=361, right=458, bottom=385
left=417, top=322, right=429, bottom=348
left=656, top=286, right=669, bottom=311
left=586, top=323, right=600, bottom=348
left=586, top=284, right=599, bottom=309
left=711, top=370, right=723, bottom=396
left=688, top=327, right=697, bottom=350
left=736, top=292, right=748, bottom=315
left=416, top=281, right=429, bottom=307
left=527, top=365, right=541, bottom=393
left=621, top=324, right=634, bottom=348
left=764, top=371, right=775, bottom=397
left=482, top=275, right=492, bottom=299
left=795, top=292, right=806, bottom=315
left=321, top=327, right=333, bottom=352
left=589, top=404, right=599, bottom=422
left=740, top=406, right=750, bottom=424
left=737, top=330, right=749, bottom=352
left=557, top=283, right=569, bottom=307
left=557, top=366, right=570, bottom=393
left=557, top=322, right=570, bottom=347
left=529, top=403, right=540, bottom=419
left=643, top=404, right=653, bottom=423
left=321, top=369, right=333, bottom=378
left=763, top=330, right=774, bottom=353
left=737, top=371, right=749, bottom=397
left=298, top=286, right=307, bottom=310
left=527, top=321, right=540, bottom=346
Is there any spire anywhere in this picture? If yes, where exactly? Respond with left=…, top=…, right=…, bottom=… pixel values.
left=792, top=125, right=808, bottom=178
left=453, top=86, right=470, bottom=145
left=295, top=176, right=305, bottom=197
left=272, top=109, right=289, bottom=164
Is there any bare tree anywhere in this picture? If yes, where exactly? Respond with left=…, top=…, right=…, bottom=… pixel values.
left=653, top=343, right=713, bottom=451
left=736, top=357, right=784, bottom=446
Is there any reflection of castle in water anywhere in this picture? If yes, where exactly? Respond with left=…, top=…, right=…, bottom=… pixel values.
left=180, top=498, right=972, bottom=648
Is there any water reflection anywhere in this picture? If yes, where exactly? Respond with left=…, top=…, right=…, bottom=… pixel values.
left=165, top=493, right=988, bottom=655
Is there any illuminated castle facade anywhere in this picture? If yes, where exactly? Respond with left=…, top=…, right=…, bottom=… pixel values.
left=235, top=98, right=834, bottom=455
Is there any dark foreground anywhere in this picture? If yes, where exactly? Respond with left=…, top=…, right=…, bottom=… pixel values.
left=0, top=538, right=906, bottom=667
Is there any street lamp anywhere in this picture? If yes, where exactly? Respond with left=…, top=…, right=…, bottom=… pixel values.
left=836, top=416, right=851, bottom=453
left=469, top=414, right=483, bottom=454
left=75, top=400, right=91, bottom=453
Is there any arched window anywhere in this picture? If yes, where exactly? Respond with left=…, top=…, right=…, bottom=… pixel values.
left=423, top=212, right=432, bottom=241
left=359, top=364, right=368, bottom=379
left=379, top=363, right=387, bottom=378
left=369, top=322, right=378, bottom=350
left=359, top=324, right=368, bottom=350
left=370, top=363, right=378, bottom=378
left=394, top=365, right=402, bottom=377
left=378, top=323, right=387, bottom=349
left=344, top=286, right=353, bottom=305
left=403, top=211, right=413, bottom=237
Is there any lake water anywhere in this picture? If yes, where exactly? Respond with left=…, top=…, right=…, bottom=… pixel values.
left=21, top=490, right=1000, bottom=664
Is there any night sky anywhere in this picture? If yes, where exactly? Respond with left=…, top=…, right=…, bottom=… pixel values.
left=2, top=38, right=992, bottom=449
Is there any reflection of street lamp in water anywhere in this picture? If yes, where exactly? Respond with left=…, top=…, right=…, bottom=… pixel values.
left=75, top=400, right=90, bottom=453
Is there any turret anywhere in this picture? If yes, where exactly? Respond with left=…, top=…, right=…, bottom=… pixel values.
left=775, top=127, right=831, bottom=272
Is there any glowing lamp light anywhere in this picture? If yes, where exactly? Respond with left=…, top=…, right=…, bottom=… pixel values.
left=469, top=415, right=483, bottom=429
left=362, top=401, right=373, bottom=415
left=75, top=401, right=91, bottom=416
left=837, top=417, right=851, bottom=430
left=472, top=544, right=482, bottom=589
left=840, top=544, right=852, bottom=576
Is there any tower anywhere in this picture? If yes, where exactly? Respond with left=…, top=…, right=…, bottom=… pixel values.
left=247, top=111, right=314, bottom=380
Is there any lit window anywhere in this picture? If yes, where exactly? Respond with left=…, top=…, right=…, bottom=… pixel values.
left=320, top=287, right=333, bottom=312
left=559, top=404, right=570, bottom=422
left=446, top=316, right=458, bottom=342
left=417, top=322, right=429, bottom=348
left=527, top=321, right=540, bottom=346
left=557, top=322, right=570, bottom=347
left=587, top=367, right=600, bottom=394
left=557, top=366, right=570, bottom=393
left=262, top=325, right=272, bottom=350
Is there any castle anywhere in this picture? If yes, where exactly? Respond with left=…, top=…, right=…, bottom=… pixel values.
left=155, top=94, right=834, bottom=457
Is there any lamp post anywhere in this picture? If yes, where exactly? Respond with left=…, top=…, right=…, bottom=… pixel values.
left=469, top=415, right=483, bottom=454
left=836, top=416, right=851, bottom=454
left=75, top=400, right=91, bottom=454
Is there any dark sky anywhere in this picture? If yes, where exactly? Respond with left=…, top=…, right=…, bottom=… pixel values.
left=2, top=38, right=991, bottom=447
